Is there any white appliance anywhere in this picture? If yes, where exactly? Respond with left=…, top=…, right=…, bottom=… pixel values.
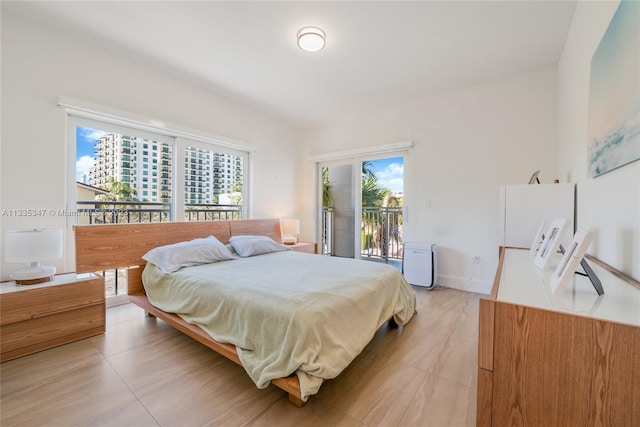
left=499, top=184, right=575, bottom=248
left=402, top=242, right=437, bottom=289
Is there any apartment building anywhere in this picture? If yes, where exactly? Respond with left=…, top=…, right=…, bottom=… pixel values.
left=91, top=134, right=242, bottom=204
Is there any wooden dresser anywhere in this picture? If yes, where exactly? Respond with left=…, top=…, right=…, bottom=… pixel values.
left=0, top=273, right=105, bottom=362
left=477, top=247, right=640, bottom=426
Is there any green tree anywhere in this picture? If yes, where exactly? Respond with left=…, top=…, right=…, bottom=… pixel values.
left=322, top=167, right=332, bottom=207
left=362, top=174, right=389, bottom=207
left=361, top=161, right=388, bottom=207
left=362, top=160, right=376, bottom=179
left=96, top=178, right=137, bottom=202
left=232, top=180, right=243, bottom=194
left=360, top=161, right=403, bottom=259
left=323, top=162, right=388, bottom=207
left=230, top=180, right=243, bottom=206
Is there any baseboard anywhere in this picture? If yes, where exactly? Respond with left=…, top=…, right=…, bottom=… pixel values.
left=436, top=275, right=492, bottom=295
left=106, top=293, right=130, bottom=308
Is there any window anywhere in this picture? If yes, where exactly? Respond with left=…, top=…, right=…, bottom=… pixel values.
left=67, top=108, right=251, bottom=302
left=182, top=142, right=244, bottom=221
left=71, top=116, right=249, bottom=225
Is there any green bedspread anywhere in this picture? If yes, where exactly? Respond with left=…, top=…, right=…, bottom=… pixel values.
left=142, top=251, right=416, bottom=400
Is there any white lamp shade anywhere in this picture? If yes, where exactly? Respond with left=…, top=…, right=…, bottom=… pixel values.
left=281, top=219, right=300, bottom=236
left=5, top=229, right=63, bottom=263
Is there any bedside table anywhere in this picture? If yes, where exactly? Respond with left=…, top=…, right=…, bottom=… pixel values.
left=289, top=241, right=317, bottom=254
left=0, top=273, right=105, bottom=362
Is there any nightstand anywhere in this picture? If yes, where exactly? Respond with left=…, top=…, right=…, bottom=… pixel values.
left=290, top=241, right=317, bottom=254
left=0, top=273, right=105, bottom=362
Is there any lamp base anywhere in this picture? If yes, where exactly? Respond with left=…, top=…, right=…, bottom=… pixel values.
left=15, top=276, right=54, bottom=285
left=11, top=264, right=56, bottom=285
left=283, top=237, right=297, bottom=245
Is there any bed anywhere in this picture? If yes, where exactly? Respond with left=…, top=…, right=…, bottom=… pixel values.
left=74, top=219, right=416, bottom=406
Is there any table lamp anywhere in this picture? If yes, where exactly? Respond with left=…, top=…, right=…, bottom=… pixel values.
left=5, top=229, right=63, bottom=284
left=281, top=219, right=300, bottom=245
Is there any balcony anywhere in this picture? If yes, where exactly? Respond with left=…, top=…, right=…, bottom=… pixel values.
left=322, top=206, right=403, bottom=262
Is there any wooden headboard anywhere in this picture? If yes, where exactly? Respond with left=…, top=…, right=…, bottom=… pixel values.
left=74, top=219, right=282, bottom=295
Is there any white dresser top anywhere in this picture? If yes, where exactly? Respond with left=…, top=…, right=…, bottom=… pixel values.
left=497, top=248, right=640, bottom=327
left=0, top=273, right=98, bottom=294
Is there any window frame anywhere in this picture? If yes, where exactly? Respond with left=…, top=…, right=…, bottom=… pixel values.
left=62, top=98, right=253, bottom=305
left=176, top=137, right=250, bottom=221
left=63, top=98, right=254, bottom=227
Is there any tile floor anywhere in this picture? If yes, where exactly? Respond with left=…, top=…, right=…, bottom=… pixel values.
left=0, top=286, right=484, bottom=426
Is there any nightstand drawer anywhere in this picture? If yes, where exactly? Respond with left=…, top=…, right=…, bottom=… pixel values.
left=1, top=303, right=105, bottom=361
left=0, top=278, right=103, bottom=326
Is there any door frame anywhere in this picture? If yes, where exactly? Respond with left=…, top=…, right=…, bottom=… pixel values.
left=313, top=144, right=410, bottom=259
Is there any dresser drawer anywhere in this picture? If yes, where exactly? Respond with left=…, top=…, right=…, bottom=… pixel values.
left=1, top=303, right=105, bottom=361
left=0, top=278, right=103, bottom=326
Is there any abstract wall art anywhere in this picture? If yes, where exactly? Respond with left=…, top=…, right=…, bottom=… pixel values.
left=588, top=0, right=640, bottom=178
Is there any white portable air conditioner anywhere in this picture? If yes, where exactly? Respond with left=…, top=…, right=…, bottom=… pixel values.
left=402, top=242, right=437, bottom=289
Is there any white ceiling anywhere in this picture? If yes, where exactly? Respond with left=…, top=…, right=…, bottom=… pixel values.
left=3, top=1, right=577, bottom=127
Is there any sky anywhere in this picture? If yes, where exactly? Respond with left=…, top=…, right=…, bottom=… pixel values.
left=76, top=126, right=106, bottom=182
left=368, top=156, right=404, bottom=194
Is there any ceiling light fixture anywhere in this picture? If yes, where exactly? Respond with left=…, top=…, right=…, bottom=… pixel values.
left=297, top=27, right=326, bottom=52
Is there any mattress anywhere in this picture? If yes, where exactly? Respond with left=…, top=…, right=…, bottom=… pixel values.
left=142, top=250, right=416, bottom=400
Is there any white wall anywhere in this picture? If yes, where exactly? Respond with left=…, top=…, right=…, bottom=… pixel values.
left=6, top=4, right=633, bottom=290
left=301, top=68, right=559, bottom=294
left=0, top=12, right=301, bottom=280
left=558, top=0, right=639, bottom=281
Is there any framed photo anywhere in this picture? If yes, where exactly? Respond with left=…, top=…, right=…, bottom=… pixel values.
left=549, top=229, right=594, bottom=295
left=529, top=222, right=546, bottom=256
left=534, top=218, right=568, bottom=269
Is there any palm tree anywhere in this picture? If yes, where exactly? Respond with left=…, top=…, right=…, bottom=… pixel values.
left=95, top=178, right=137, bottom=202
left=322, top=167, right=332, bottom=207
left=362, top=160, right=376, bottom=179
left=361, top=161, right=404, bottom=259
left=230, top=180, right=243, bottom=207
left=362, top=174, right=389, bottom=207
left=360, top=162, right=389, bottom=256
left=94, top=178, right=137, bottom=223
left=361, top=160, right=388, bottom=207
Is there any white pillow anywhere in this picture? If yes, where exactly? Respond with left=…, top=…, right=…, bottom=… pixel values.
left=229, top=235, right=291, bottom=257
left=142, top=235, right=236, bottom=274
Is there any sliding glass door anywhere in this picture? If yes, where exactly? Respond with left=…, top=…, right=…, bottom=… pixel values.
left=318, top=154, right=404, bottom=261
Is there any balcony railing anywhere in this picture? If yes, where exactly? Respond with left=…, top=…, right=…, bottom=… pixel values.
left=321, top=206, right=403, bottom=261
left=185, top=204, right=243, bottom=221
left=361, top=206, right=403, bottom=261
left=76, top=201, right=244, bottom=224
left=77, top=201, right=171, bottom=224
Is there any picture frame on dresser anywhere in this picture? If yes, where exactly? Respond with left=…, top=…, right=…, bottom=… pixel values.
left=551, top=230, right=604, bottom=296
left=529, top=222, right=546, bottom=255
left=534, top=218, right=568, bottom=269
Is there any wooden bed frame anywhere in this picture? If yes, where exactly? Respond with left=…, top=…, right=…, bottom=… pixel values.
left=74, top=219, right=307, bottom=406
